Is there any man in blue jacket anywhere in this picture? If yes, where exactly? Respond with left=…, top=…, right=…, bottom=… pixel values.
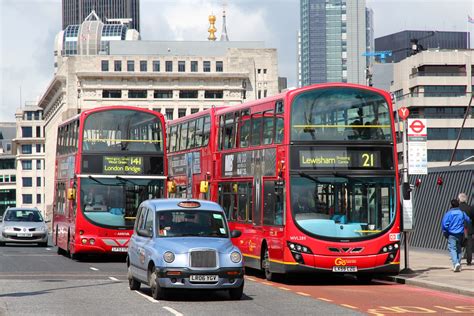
left=441, top=199, right=472, bottom=272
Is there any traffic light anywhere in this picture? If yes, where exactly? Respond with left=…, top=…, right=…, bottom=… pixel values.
left=437, top=176, right=443, bottom=186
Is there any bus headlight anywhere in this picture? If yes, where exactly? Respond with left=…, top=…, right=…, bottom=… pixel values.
left=163, top=251, right=175, bottom=263
left=230, top=251, right=242, bottom=263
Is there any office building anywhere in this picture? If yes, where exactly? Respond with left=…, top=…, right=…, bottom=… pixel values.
left=300, top=0, right=367, bottom=85
left=391, top=50, right=474, bottom=167
left=375, top=30, right=469, bottom=63
left=62, top=0, right=140, bottom=32
left=13, top=104, right=46, bottom=215
left=0, top=123, right=17, bottom=217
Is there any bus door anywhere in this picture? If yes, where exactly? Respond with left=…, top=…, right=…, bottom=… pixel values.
left=262, top=180, right=285, bottom=261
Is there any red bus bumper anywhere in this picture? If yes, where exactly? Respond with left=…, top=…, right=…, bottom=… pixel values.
left=72, top=236, right=129, bottom=255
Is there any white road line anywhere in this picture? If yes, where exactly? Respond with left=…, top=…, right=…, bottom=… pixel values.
left=108, top=276, right=119, bottom=281
left=341, top=304, right=358, bottom=309
left=162, top=306, right=184, bottom=316
left=134, top=290, right=158, bottom=303
left=318, top=297, right=333, bottom=302
left=46, top=248, right=51, bottom=251
left=244, top=276, right=256, bottom=281
left=89, top=267, right=99, bottom=271
left=278, top=286, right=291, bottom=291
left=297, top=292, right=311, bottom=297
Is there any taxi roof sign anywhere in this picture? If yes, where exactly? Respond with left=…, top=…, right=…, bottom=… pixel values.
left=178, top=201, right=201, bottom=208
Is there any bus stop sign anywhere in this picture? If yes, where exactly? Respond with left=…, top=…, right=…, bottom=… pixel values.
left=398, top=107, right=409, bottom=120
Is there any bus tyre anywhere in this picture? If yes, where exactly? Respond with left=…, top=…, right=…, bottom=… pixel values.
left=263, top=247, right=274, bottom=281
left=128, top=266, right=141, bottom=291
left=357, top=275, right=373, bottom=284
left=228, top=281, right=244, bottom=300
left=149, top=269, right=165, bottom=300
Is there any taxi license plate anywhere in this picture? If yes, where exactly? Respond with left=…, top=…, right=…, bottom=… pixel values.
left=111, top=247, right=128, bottom=252
left=332, top=266, right=357, bottom=272
left=17, top=233, right=33, bottom=237
left=190, top=275, right=218, bottom=282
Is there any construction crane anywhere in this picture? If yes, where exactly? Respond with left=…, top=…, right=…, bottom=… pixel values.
left=362, top=51, right=393, bottom=63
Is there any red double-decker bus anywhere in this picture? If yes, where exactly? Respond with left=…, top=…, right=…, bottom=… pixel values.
left=168, top=83, right=400, bottom=281
left=53, top=106, right=167, bottom=258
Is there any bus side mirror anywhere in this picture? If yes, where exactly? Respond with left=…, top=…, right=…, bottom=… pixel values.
left=402, top=182, right=411, bottom=200
left=200, top=181, right=209, bottom=193
left=167, top=180, right=176, bottom=194
left=67, top=188, right=76, bottom=201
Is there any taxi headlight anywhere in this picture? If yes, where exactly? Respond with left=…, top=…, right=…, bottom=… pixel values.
left=163, top=251, right=175, bottom=263
left=230, top=251, right=242, bottom=263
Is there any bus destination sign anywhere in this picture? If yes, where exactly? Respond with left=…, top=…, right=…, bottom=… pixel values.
left=103, top=156, right=144, bottom=175
left=298, top=149, right=381, bottom=169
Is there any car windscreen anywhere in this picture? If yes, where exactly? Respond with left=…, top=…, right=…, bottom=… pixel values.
left=156, top=210, right=228, bottom=238
left=4, top=210, right=44, bottom=222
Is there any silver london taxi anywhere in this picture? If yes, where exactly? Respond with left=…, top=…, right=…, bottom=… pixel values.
left=127, top=199, right=244, bottom=300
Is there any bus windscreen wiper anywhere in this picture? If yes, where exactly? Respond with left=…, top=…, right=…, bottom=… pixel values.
left=298, top=172, right=320, bottom=183
left=88, top=175, right=106, bottom=185
left=115, top=176, right=138, bottom=186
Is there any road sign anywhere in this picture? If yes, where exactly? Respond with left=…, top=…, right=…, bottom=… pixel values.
left=398, top=107, right=409, bottom=120
left=407, top=118, right=428, bottom=175
left=407, top=119, right=427, bottom=136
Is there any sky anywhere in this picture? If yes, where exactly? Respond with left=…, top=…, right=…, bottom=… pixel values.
left=0, top=0, right=473, bottom=122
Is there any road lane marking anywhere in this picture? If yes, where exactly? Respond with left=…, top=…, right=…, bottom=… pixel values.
left=134, top=290, right=158, bottom=303
left=46, top=248, right=51, bottom=251
left=318, top=297, right=333, bottom=302
left=108, top=277, right=119, bottom=281
left=262, top=282, right=273, bottom=286
left=89, top=267, right=99, bottom=271
left=278, top=286, right=291, bottom=291
left=341, top=304, right=358, bottom=309
left=162, top=306, right=184, bottom=316
left=296, top=292, right=311, bottom=297
left=244, top=276, right=256, bottom=281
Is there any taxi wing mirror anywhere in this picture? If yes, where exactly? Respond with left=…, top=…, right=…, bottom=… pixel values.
left=138, top=228, right=153, bottom=238
left=67, top=188, right=76, bottom=201
left=230, top=230, right=242, bottom=238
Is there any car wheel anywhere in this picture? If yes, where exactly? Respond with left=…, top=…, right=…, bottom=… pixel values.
left=228, top=280, right=244, bottom=300
left=128, top=266, right=141, bottom=291
left=149, top=269, right=165, bottom=300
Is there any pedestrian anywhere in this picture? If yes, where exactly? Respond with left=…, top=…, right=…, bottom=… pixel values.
left=441, top=199, right=472, bottom=272
left=458, top=193, right=474, bottom=266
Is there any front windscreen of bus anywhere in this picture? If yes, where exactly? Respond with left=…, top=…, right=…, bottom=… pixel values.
left=290, top=175, right=396, bottom=239
left=83, top=110, right=163, bottom=152
left=80, top=177, right=164, bottom=229
left=291, top=87, right=392, bottom=141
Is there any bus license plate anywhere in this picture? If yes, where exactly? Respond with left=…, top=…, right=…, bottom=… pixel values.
left=111, top=247, right=128, bottom=252
left=190, top=275, right=218, bottom=282
left=332, top=266, right=357, bottom=272
left=17, top=233, right=33, bottom=237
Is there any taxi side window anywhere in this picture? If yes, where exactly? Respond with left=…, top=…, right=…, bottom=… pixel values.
left=144, top=208, right=154, bottom=236
left=135, top=207, right=146, bottom=234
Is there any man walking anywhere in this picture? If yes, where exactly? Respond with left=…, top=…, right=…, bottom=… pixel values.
left=441, top=199, right=471, bottom=272
left=458, top=193, right=474, bottom=265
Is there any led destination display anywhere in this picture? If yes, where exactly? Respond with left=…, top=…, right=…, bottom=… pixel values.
left=103, top=156, right=144, bottom=175
left=295, top=149, right=385, bottom=169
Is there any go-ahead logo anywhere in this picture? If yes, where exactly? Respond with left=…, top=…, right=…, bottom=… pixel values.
left=334, top=258, right=356, bottom=266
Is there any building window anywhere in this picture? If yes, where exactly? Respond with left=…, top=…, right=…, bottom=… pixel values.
left=166, top=61, right=173, bottom=72
left=258, top=90, right=262, bottom=99
left=34, top=111, right=41, bottom=120
left=203, top=61, right=211, bottom=72
left=128, top=90, right=147, bottom=98
left=127, top=60, right=135, bottom=72
left=153, top=108, right=161, bottom=113
left=263, top=69, right=267, bottom=74
left=154, top=90, right=173, bottom=99
left=153, top=60, right=160, bottom=72
left=22, top=127, right=32, bottom=138
left=114, top=60, right=122, bottom=71
left=178, top=61, right=185, bottom=72
left=423, top=85, right=466, bottom=97
left=36, top=160, right=41, bottom=170
left=4, top=175, right=9, bottom=182
left=37, top=177, right=41, bottom=187
left=102, top=90, right=121, bottom=98
left=264, top=90, right=267, bottom=97
left=101, top=60, right=109, bottom=71
left=191, top=61, right=198, bottom=72
left=205, top=90, right=223, bottom=99
left=178, top=109, right=186, bottom=118
left=0, top=159, right=15, bottom=169
left=191, top=108, right=199, bottom=114
left=179, top=90, right=198, bottom=99
left=216, top=61, right=223, bottom=72
left=37, top=194, right=42, bottom=204
left=36, top=126, right=41, bottom=138
left=10, top=175, right=16, bottom=182
left=258, top=69, right=261, bottom=74
left=22, top=145, right=32, bottom=154
left=165, top=109, right=174, bottom=120
left=36, top=144, right=42, bottom=153
left=22, top=194, right=32, bottom=204
left=22, top=177, right=32, bottom=187
left=140, top=60, right=147, bottom=72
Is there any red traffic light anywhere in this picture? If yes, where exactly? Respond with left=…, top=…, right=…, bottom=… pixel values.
left=415, top=178, right=422, bottom=187
left=436, top=176, right=443, bottom=186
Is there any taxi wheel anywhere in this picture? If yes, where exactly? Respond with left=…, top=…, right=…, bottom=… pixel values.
left=128, top=266, right=141, bottom=291
left=228, top=280, right=244, bottom=300
left=149, top=270, right=165, bottom=300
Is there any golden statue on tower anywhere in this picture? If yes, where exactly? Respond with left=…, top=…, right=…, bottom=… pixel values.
left=208, top=14, right=217, bottom=41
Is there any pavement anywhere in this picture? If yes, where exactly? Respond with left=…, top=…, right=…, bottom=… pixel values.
left=384, top=247, right=474, bottom=296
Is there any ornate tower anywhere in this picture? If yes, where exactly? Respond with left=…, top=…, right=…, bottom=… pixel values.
left=208, top=14, right=217, bottom=41
left=220, top=8, right=229, bottom=41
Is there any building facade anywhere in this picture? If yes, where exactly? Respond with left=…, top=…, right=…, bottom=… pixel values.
left=0, top=123, right=17, bottom=217
left=375, top=30, right=469, bottom=63
left=62, top=0, right=140, bottom=32
left=38, top=40, right=279, bottom=216
left=300, top=0, right=367, bottom=85
left=391, top=50, right=474, bottom=167
left=13, top=105, right=46, bottom=215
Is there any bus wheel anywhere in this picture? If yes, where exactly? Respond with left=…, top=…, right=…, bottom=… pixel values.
left=262, top=247, right=274, bottom=281
left=149, top=268, right=165, bottom=300
left=128, top=265, right=141, bottom=291
left=357, top=275, right=373, bottom=284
